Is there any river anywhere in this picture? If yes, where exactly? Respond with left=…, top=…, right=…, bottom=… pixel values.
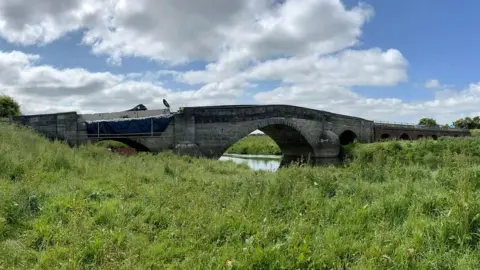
left=219, top=154, right=281, bottom=171
left=220, top=154, right=344, bottom=171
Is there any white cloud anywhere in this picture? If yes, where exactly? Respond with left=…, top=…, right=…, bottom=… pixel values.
left=234, top=0, right=373, bottom=60
left=0, top=50, right=240, bottom=114
left=425, top=79, right=440, bottom=89
left=0, top=0, right=478, bottom=126
left=247, top=47, right=410, bottom=119
left=1, top=48, right=479, bottom=125
left=246, top=48, right=408, bottom=86
left=253, top=80, right=480, bottom=125
left=2, top=48, right=475, bottom=125
left=82, top=0, right=258, bottom=64
left=0, top=0, right=373, bottom=64
left=0, top=0, right=103, bottom=45
left=424, top=79, right=454, bottom=90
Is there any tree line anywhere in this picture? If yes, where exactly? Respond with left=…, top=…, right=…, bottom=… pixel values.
left=419, top=117, right=480, bottom=129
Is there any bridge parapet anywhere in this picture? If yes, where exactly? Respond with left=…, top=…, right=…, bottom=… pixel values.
left=374, top=121, right=468, bottom=132
left=180, top=104, right=371, bottom=123
left=374, top=121, right=470, bottom=141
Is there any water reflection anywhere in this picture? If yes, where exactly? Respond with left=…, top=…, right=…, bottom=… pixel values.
left=220, top=154, right=343, bottom=171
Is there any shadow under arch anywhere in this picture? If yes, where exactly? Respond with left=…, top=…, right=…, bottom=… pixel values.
left=93, top=138, right=151, bottom=152
left=399, top=133, right=410, bottom=140
left=380, top=133, right=391, bottom=140
left=339, top=130, right=357, bottom=145
left=220, top=119, right=316, bottom=162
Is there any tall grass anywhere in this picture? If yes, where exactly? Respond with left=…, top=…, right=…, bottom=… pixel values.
left=2, top=122, right=480, bottom=268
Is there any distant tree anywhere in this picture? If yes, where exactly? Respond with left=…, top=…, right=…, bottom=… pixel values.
left=0, top=95, right=20, bottom=118
left=473, top=116, right=480, bottom=128
left=418, top=117, right=438, bottom=127
left=464, top=117, right=475, bottom=129
left=454, top=118, right=466, bottom=129
left=454, top=116, right=480, bottom=129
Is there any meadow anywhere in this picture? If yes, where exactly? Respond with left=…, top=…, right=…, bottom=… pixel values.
left=225, top=135, right=281, bottom=155
left=2, top=122, right=480, bottom=268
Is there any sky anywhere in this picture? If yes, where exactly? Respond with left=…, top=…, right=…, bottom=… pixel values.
left=0, top=0, right=479, bottom=125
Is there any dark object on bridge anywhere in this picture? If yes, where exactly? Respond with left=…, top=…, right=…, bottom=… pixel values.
left=85, top=115, right=173, bottom=137
left=163, top=99, right=171, bottom=113
left=126, top=104, right=148, bottom=111
left=163, top=99, right=170, bottom=109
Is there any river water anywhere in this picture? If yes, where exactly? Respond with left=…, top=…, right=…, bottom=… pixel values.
left=219, top=154, right=344, bottom=171
left=219, top=154, right=281, bottom=171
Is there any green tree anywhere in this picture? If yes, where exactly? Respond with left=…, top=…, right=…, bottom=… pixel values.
left=0, top=95, right=21, bottom=118
left=418, top=117, right=438, bottom=127
left=454, top=116, right=480, bottom=129
left=454, top=118, right=466, bottom=129
left=464, top=117, right=475, bottom=129
left=473, top=116, right=480, bottom=128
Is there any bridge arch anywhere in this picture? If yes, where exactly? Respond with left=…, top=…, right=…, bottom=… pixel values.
left=339, top=130, right=357, bottom=145
left=399, top=133, right=410, bottom=140
left=380, top=133, right=391, bottom=140
left=93, top=138, right=150, bottom=153
left=417, top=134, right=424, bottom=139
left=219, top=118, right=317, bottom=160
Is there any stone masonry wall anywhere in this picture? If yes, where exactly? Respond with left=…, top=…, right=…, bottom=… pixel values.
left=182, top=104, right=374, bottom=142
left=374, top=125, right=470, bottom=141
left=183, top=105, right=374, bottom=158
left=329, top=115, right=374, bottom=143
left=194, top=117, right=340, bottom=158
left=11, top=112, right=89, bottom=146
left=134, top=123, right=176, bottom=152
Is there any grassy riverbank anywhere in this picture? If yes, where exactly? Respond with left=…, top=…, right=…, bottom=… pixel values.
left=3, top=122, right=480, bottom=268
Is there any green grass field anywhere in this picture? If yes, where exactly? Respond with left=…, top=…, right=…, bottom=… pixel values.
left=226, top=135, right=282, bottom=155
left=3, top=122, right=480, bottom=268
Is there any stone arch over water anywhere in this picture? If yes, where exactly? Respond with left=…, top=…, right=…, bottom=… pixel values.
left=219, top=118, right=316, bottom=161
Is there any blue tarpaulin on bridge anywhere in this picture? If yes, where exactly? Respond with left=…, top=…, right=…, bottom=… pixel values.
left=85, top=115, right=174, bottom=136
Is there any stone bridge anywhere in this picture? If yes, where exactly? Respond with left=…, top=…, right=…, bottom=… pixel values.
left=373, top=123, right=467, bottom=140
left=9, top=105, right=470, bottom=161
